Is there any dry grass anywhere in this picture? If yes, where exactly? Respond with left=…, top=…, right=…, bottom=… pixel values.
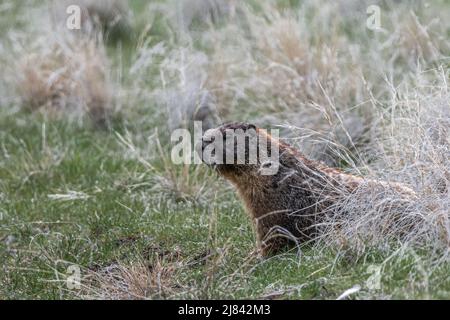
left=7, top=31, right=114, bottom=125
left=81, top=259, right=181, bottom=300
left=317, top=69, right=450, bottom=258
left=178, top=0, right=237, bottom=30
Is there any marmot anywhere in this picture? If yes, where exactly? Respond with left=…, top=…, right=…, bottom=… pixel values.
left=200, top=122, right=417, bottom=256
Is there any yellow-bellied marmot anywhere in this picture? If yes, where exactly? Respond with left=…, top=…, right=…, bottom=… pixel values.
left=200, top=122, right=417, bottom=256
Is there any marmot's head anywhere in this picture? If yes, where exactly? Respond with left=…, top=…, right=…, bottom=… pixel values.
left=199, top=122, right=280, bottom=180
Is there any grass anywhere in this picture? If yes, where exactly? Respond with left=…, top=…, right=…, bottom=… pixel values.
left=0, top=0, right=449, bottom=299
left=1, top=111, right=449, bottom=299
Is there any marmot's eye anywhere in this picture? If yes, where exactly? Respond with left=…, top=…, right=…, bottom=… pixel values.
left=261, top=161, right=273, bottom=169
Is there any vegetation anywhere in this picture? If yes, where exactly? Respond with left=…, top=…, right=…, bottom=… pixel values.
left=0, top=0, right=449, bottom=299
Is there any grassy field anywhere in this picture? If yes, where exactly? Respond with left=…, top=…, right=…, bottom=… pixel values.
left=0, top=0, right=449, bottom=299
left=2, top=112, right=448, bottom=300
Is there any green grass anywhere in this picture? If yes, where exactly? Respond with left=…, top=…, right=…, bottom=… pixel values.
left=1, top=112, right=449, bottom=299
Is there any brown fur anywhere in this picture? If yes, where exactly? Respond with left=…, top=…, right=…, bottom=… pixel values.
left=201, top=122, right=417, bottom=256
